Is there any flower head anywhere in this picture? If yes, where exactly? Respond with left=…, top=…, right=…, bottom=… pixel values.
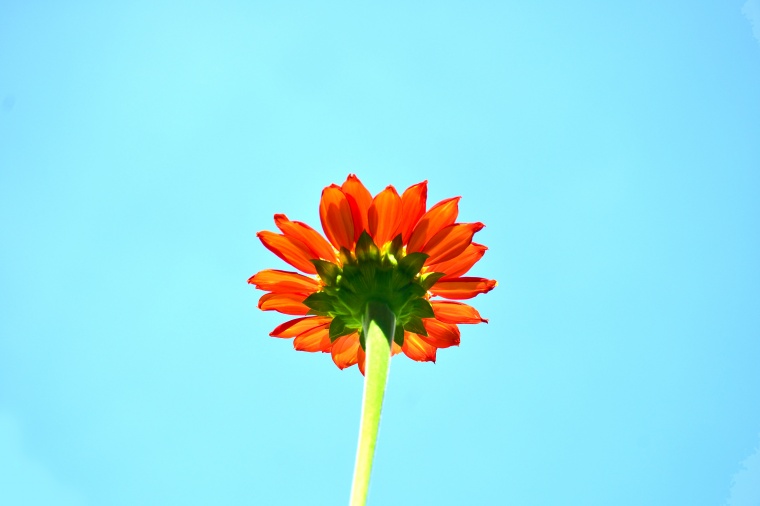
left=249, top=175, right=496, bottom=374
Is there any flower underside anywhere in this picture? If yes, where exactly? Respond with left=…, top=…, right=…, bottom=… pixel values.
left=306, top=231, right=443, bottom=349
left=250, top=174, right=497, bottom=372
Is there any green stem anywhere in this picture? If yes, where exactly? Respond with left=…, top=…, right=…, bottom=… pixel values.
left=349, top=301, right=396, bottom=506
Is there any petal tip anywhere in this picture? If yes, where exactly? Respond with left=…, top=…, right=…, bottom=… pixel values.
left=322, top=183, right=342, bottom=194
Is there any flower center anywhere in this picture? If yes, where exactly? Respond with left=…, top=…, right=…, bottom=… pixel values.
left=303, top=232, right=444, bottom=348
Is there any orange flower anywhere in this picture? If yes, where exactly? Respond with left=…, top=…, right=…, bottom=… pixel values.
left=249, top=174, right=496, bottom=374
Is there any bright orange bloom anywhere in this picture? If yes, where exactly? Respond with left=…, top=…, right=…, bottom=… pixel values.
left=249, top=175, right=496, bottom=373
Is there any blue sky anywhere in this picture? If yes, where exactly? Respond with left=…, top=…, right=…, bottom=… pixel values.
left=1, top=1, right=759, bottom=505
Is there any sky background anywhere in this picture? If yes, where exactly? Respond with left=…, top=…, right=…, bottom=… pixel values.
left=1, top=1, right=760, bottom=505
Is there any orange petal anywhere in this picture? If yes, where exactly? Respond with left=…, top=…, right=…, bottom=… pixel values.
left=422, top=222, right=484, bottom=265
left=257, top=231, right=317, bottom=274
left=426, top=243, right=487, bottom=280
left=258, top=293, right=310, bottom=315
left=248, top=269, right=320, bottom=294
left=368, top=185, right=402, bottom=246
left=319, top=185, right=355, bottom=251
left=399, top=181, right=427, bottom=244
left=431, top=301, right=487, bottom=324
left=342, top=174, right=373, bottom=241
left=357, top=345, right=366, bottom=376
left=269, top=316, right=332, bottom=337
left=331, top=333, right=361, bottom=369
left=401, top=332, right=437, bottom=362
left=392, top=342, right=402, bottom=356
left=293, top=325, right=332, bottom=352
left=420, top=319, right=460, bottom=348
left=429, top=277, right=497, bottom=299
left=407, top=197, right=460, bottom=253
left=274, top=214, right=338, bottom=263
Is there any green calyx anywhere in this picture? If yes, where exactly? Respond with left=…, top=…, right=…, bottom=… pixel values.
left=302, top=231, right=445, bottom=349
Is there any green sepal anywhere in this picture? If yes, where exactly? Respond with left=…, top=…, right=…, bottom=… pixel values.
left=302, top=292, right=334, bottom=314
left=321, top=285, right=340, bottom=297
left=367, top=266, right=391, bottom=295
left=420, top=271, right=446, bottom=291
left=355, top=232, right=380, bottom=262
left=403, top=315, right=428, bottom=336
left=386, top=234, right=404, bottom=259
left=295, top=229, right=453, bottom=343
left=339, top=247, right=357, bottom=267
left=401, top=283, right=427, bottom=301
left=329, top=316, right=356, bottom=341
left=339, top=264, right=361, bottom=293
left=336, top=289, right=364, bottom=317
left=355, top=264, right=379, bottom=293
left=393, top=323, right=405, bottom=346
left=399, top=252, right=429, bottom=277
left=389, top=270, right=413, bottom=291
left=311, top=259, right=341, bottom=285
left=404, top=298, right=434, bottom=319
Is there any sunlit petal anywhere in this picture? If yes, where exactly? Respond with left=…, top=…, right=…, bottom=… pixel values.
left=248, top=269, right=319, bottom=294
left=357, top=345, right=366, bottom=375
left=269, top=316, right=332, bottom=337
left=420, top=318, right=460, bottom=348
left=398, top=180, right=428, bottom=244
left=431, top=301, right=487, bottom=324
left=429, top=277, right=497, bottom=299
left=331, top=333, right=361, bottom=369
left=319, top=185, right=355, bottom=251
left=422, top=222, right=484, bottom=265
left=401, top=332, right=437, bottom=362
left=368, top=185, right=402, bottom=246
left=274, top=214, right=338, bottom=263
left=257, top=231, right=317, bottom=274
left=293, top=326, right=332, bottom=352
left=426, top=243, right=487, bottom=280
left=407, top=197, right=460, bottom=253
left=258, top=292, right=310, bottom=315
left=342, top=174, right=373, bottom=241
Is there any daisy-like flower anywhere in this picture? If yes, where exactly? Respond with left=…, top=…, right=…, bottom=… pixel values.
left=248, top=174, right=496, bottom=374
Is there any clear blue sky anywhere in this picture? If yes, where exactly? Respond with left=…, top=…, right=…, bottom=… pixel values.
left=2, top=1, right=759, bottom=505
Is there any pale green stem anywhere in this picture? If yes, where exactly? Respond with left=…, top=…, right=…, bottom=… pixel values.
left=349, top=301, right=396, bottom=506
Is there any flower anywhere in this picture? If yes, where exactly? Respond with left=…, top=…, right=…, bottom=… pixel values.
left=249, top=174, right=496, bottom=374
